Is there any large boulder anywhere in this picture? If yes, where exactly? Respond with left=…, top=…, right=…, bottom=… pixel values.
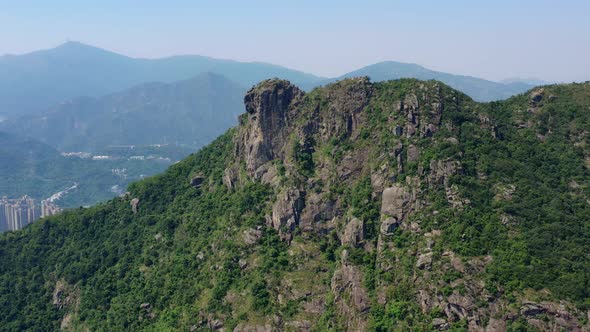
left=380, top=217, right=399, bottom=235
left=341, top=217, right=365, bottom=247
left=268, top=188, right=305, bottom=241
left=130, top=198, right=140, bottom=214
left=380, top=184, right=411, bottom=222
left=331, top=250, right=370, bottom=331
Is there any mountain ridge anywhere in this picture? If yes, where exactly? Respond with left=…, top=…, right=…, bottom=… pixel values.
left=0, top=42, right=542, bottom=118
left=0, top=77, right=588, bottom=330
left=316, top=61, right=536, bottom=101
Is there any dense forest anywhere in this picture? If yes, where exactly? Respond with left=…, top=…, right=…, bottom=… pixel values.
left=1, top=78, right=589, bottom=331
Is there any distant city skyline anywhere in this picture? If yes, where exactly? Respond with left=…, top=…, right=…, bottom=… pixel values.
left=1, top=0, right=589, bottom=82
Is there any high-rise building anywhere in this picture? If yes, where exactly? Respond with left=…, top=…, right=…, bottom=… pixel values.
left=0, top=196, right=49, bottom=232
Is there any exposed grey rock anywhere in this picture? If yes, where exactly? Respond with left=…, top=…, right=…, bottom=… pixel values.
left=233, top=323, right=272, bottom=332
left=341, top=217, right=364, bottom=247
left=406, top=123, right=417, bottom=137
left=269, top=188, right=305, bottom=241
left=416, top=252, right=433, bottom=270
left=407, top=144, right=419, bottom=162
left=237, top=79, right=304, bottom=176
left=417, top=289, right=433, bottom=313
left=520, top=302, right=548, bottom=317
left=380, top=217, right=399, bottom=235
left=445, top=137, right=459, bottom=145
left=223, top=167, right=237, bottom=190
left=285, top=320, right=312, bottom=331
left=238, top=259, right=248, bottom=269
left=52, top=280, right=75, bottom=310
left=303, top=298, right=325, bottom=314
left=381, top=185, right=411, bottom=223
left=432, top=317, right=449, bottom=330
left=130, top=198, right=139, bottom=214
left=242, top=228, right=262, bottom=245
left=299, top=191, right=338, bottom=233
left=331, top=250, right=370, bottom=330
left=260, top=164, right=279, bottom=186
left=428, top=160, right=461, bottom=187
left=518, top=301, right=583, bottom=331
left=138, top=302, right=155, bottom=321
left=210, top=319, right=224, bottom=330
left=485, top=318, right=506, bottom=332
left=314, top=77, right=374, bottom=143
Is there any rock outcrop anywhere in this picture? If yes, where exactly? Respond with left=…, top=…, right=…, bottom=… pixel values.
left=381, top=184, right=411, bottom=224
left=341, top=217, right=365, bottom=246
left=130, top=198, right=140, bottom=214
left=267, top=188, right=305, bottom=241
left=237, top=79, right=304, bottom=177
left=331, top=250, right=370, bottom=331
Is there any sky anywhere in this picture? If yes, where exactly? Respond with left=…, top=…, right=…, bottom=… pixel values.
left=1, top=0, right=589, bottom=82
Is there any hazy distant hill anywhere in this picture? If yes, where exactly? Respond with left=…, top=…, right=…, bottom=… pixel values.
left=0, top=131, right=100, bottom=203
left=0, top=41, right=323, bottom=117
left=500, top=77, right=553, bottom=86
left=1, top=72, right=245, bottom=152
left=0, top=131, right=178, bottom=207
left=317, top=61, right=536, bottom=101
left=0, top=42, right=545, bottom=119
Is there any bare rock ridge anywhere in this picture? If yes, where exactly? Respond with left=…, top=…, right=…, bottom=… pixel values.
left=220, top=78, right=589, bottom=331
left=4, top=77, right=590, bottom=331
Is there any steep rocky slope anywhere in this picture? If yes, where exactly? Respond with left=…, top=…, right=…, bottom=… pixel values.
left=1, top=78, right=589, bottom=331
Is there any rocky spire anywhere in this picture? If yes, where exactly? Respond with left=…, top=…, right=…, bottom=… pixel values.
left=237, top=79, right=304, bottom=176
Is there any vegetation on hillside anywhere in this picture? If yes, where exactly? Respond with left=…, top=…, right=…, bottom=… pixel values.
left=1, top=79, right=589, bottom=331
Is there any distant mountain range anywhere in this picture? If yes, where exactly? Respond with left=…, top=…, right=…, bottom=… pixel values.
left=0, top=41, right=323, bottom=117
left=0, top=42, right=542, bottom=120
left=0, top=42, right=546, bottom=210
left=317, top=61, right=538, bottom=102
left=0, top=72, right=244, bottom=152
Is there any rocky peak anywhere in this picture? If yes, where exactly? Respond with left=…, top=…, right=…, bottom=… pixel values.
left=237, top=79, right=304, bottom=176
left=313, top=77, right=374, bottom=143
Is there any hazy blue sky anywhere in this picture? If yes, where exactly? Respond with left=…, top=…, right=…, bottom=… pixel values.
left=1, top=0, right=589, bottom=82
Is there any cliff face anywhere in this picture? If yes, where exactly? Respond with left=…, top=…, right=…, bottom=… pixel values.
left=224, top=79, right=590, bottom=331
left=1, top=78, right=590, bottom=331
left=237, top=79, right=304, bottom=175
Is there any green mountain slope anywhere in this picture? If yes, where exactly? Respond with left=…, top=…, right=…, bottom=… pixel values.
left=0, top=41, right=323, bottom=117
left=317, top=61, right=536, bottom=102
left=1, top=79, right=589, bottom=331
left=0, top=72, right=245, bottom=152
